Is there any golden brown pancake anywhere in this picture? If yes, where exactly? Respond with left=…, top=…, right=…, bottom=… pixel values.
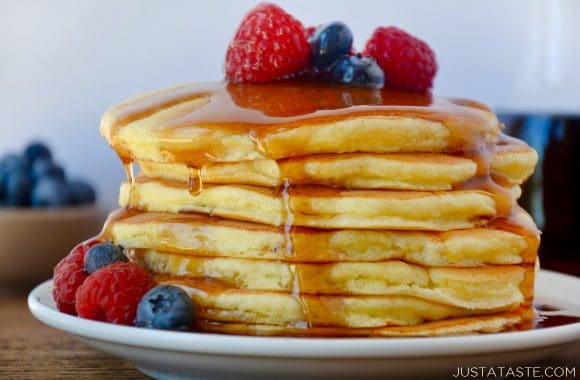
left=158, top=277, right=530, bottom=328
left=118, top=178, right=523, bottom=230
left=196, top=307, right=533, bottom=336
left=100, top=81, right=501, bottom=166
left=138, top=142, right=537, bottom=190
left=137, top=251, right=532, bottom=310
left=105, top=210, right=538, bottom=265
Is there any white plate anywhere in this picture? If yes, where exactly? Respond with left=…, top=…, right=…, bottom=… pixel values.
left=29, top=270, right=580, bottom=379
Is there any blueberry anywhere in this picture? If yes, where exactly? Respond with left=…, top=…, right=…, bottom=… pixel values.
left=3, top=169, right=31, bottom=207
left=84, top=242, right=128, bottom=274
left=135, top=285, right=194, bottom=330
left=24, top=142, right=52, bottom=164
left=30, top=177, right=70, bottom=207
left=331, top=55, right=385, bottom=89
left=67, top=180, right=96, bottom=205
left=31, top=159, right=65, bottom=183
left=0, top=154, right=28, bottom=179
left=309, top=21, right=353, bottom=70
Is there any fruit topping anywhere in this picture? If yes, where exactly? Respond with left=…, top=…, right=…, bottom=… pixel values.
left=363, top=26, right=437, bottom=92
left=225, top=3, right=310, bottom=83
left=331, top=55, right=385, bottom=89
left=224, top=5, right=438, bottom=91
left=308, top=21, right=354, bottom=70
left=135, top=285, right=195, bottom=331
left=53, top=238, right=100, bottom=315
left=84, top=242, right=128, bottom=275
left=75, top=262, right=153, bottom=325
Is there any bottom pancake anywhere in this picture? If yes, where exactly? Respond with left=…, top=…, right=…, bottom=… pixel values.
left=160, top=278, right=528, bottom=328
left=197, top=307, right=534, bottom=337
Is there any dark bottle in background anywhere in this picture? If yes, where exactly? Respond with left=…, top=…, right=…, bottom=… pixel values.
left=500, top=115, right=580, bottom=276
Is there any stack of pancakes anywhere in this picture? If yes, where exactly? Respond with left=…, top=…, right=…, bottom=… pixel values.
left=99, top=81, right=539, bottom=336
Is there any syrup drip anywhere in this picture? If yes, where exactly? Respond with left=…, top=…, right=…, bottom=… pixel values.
left=280, top=179, right=311, bottom=328
left=187, top=166, right=203, bottom=195
left=123, top=160, right=135, bottom=187
left=122, top=159, right=135, bottom=206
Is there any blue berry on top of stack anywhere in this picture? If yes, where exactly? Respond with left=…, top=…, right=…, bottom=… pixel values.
left=309, top=21, right=353, bottom=70
left=306, top=21, right=386, bottom=89
left=331, top=55, right=385, bottom=89
left=0, top=141, right=96, bottom=208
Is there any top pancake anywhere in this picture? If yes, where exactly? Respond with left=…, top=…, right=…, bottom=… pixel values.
left=100, top=81, right=502, bottom=166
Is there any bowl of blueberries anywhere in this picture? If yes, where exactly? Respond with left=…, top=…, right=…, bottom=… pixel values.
left=0, top=142, right=105, bottom=288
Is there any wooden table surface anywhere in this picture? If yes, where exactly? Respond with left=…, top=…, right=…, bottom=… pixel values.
left=1, top=282, right=579, bottom=379
left=0, top=293, right=148, bottom=379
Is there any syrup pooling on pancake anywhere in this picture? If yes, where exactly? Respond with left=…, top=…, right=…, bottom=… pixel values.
left=100, top=80, right=503, bottom=196
left=101, top=81, right=501, bottom=165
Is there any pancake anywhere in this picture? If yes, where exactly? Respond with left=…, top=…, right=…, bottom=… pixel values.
left=491, top=143, right=539, bottom=185
left=159, top=277, right=525, bottom=328
left=136, top=251, right=533, bottom=309
left=138, top=143, right=537, bottom=190
left=100, top=81, right=501, bottom=166
left=105, top=210, right=538, bottom=265
left=118, top=179, right=521, bottom=230
left=196, top=307, right=533, bottom=336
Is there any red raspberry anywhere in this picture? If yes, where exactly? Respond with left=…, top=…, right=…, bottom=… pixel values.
left=225, top=3, right=310, bottom=83
left=53, top=238, right=100, bottom=315
left=75, top=262, right=153, bottom=325
left=363, top=27, right=437, bottom=92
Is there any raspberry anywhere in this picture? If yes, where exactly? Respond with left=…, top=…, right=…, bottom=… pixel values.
left=53, top=238, right=100, bottom=315
left=363, top=27, right=437, bottom=92
left=305, top=26, right=316, bottom=39
left=75, top=262, right=153, bottom=325
left=225, top=3, right=310, bottom=83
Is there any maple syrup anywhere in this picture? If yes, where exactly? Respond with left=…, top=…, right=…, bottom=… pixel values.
left=96, top=79, right=545, bottom=335
left=534, top=304, right=580, bottom=329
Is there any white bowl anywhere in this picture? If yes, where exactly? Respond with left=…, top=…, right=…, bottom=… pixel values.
left=0, top=205, right=106, bottom=288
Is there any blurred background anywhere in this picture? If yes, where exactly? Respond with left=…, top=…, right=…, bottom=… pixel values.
left=1, top=0, right=579, bottom=277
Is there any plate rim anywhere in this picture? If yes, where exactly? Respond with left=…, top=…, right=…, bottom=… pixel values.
left=28, top=269, right=580, bottom=359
